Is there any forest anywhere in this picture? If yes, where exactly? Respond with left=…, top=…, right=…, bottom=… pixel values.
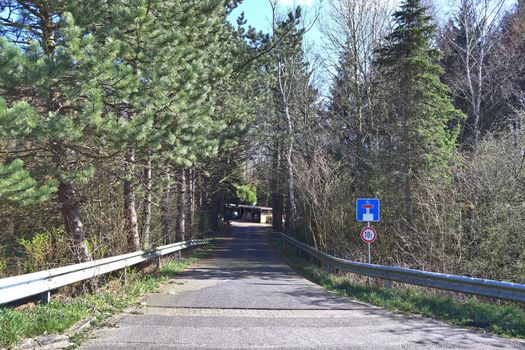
left=0, top=0, right=524, bottom=286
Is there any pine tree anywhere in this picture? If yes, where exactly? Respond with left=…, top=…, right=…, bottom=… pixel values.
left=95, top=0, right=230, bottom=247
left=0, top=158, right=57, bottom=206
left=0, top=2, right=114, bottom=262
left=197, top=9, right=265, bottom=231
left=0, top=0, right=263, bottom=263
left=377, top=0, right=463, bottom=231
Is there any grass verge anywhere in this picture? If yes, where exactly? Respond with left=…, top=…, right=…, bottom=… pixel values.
left=274, top=238, right=525, bottom=339
left=0, top=243, right=216, bottom=348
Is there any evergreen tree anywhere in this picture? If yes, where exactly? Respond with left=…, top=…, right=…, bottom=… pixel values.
left=377, top=0, right=463, bottom=231
left=200, top=11, right=266, bottom=230
left=94, top=0, right=230, bottom=247
left=0, top=158, right=57, bottom=206
left=0, top=1, right=114, bottom=262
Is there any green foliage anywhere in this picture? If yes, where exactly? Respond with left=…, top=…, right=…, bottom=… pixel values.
left=234, top=184, right=257, bottom=205
left=99, top=0, right=230, bottom=166
left=0, top=2, right=116, bottom=260
left=377, top=0, right=463, bottom=178
left=0, top=159, right=57, bottom=206
left=0, top=0, right=248, bottom=258
left=0, top=301, right=90, bottom=347
left=18, top=229, right=70, bottom=272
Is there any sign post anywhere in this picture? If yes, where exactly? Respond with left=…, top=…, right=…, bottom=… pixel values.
left=367, top=221, right=371, bottom=264
left=356, top=198, right=380, bottom=264
left=360, top=226, right=377, bottom=264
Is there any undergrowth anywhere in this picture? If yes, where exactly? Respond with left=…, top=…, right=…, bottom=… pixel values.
left=0, top=244, right=215, bottom=348
left=275, top=238, right=525, bottom=339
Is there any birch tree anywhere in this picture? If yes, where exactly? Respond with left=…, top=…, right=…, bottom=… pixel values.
left=440, top=0, right=506, bottom=145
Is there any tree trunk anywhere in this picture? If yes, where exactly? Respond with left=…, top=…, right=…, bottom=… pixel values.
left=473, top=46, right=484, bottom=144
left=189, top=168, right=196, bottom=230
left=58, top=181, right=92, bottom=262
left=277, top=60, right=297, bottom=228
left=284, top=105, right=297, bottom=229
left=403, top=124, right=415, bottom=233
left=162, top=167, right=172, bottom=244
left=271, top=145, right=284, bottom=232
left=123, top=148, right=140, bottom=251
left=199, top=171, right=209, bottom=233
left=209, top=187, right=222, bottom=230
left=52, top=143, right=92, bottom=263
left=176, top=169, right=186, bottom=241
left=404, top=171, right=414, bottom=232
left=142, top=159, right=152, bottom=249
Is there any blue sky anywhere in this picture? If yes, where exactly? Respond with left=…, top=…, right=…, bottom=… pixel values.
left=228, top=0, right=324, bottom=52
left=228, top=0, right=518, bottom=36
left=227, top=0, right=517, bottom=96
left=229, top=0, right=316, bottom=35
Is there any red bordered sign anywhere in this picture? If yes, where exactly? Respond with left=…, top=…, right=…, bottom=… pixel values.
left=360, top=226, right=377, bottom=244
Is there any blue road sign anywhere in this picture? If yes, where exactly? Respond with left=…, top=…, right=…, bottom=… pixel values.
left=356, top=198, right=380, bottom=222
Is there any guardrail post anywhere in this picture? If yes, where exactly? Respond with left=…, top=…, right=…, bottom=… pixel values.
left=156, top=256, right=162, bottom=269
left=385, top=280, right=392, bottom=289
left=41, top=290, right=51, bottom=304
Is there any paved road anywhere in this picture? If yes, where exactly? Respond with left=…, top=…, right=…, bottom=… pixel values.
left=81, top=222, right=524, bottom=349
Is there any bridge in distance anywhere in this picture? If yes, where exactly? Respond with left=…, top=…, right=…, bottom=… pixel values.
left=80, top=222, right=524, bottom=350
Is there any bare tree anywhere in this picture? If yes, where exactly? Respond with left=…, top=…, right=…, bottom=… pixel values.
left=321, top=0, right=394, bottom=118
left=442, top=0, right=506, bottom=145
left=320, top=0, right=393, bottom=182
left=269, top=0, right=304, bottom=228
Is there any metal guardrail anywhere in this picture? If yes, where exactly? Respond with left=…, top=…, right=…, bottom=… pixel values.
left=0, top=238, right=211, bottom=305
left=277, top=232, right=525, bottom=303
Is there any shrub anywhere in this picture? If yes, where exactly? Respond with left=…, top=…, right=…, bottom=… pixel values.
left=235, top=184, right=257, bottom=205
left=18, top=228, right=70, bottom=272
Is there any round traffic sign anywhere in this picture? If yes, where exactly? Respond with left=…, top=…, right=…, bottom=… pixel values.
left=360, top=226, right=377, bottom=243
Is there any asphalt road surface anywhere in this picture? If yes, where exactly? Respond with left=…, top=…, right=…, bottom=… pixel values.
left=80, top=222, right=525, bottom=350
